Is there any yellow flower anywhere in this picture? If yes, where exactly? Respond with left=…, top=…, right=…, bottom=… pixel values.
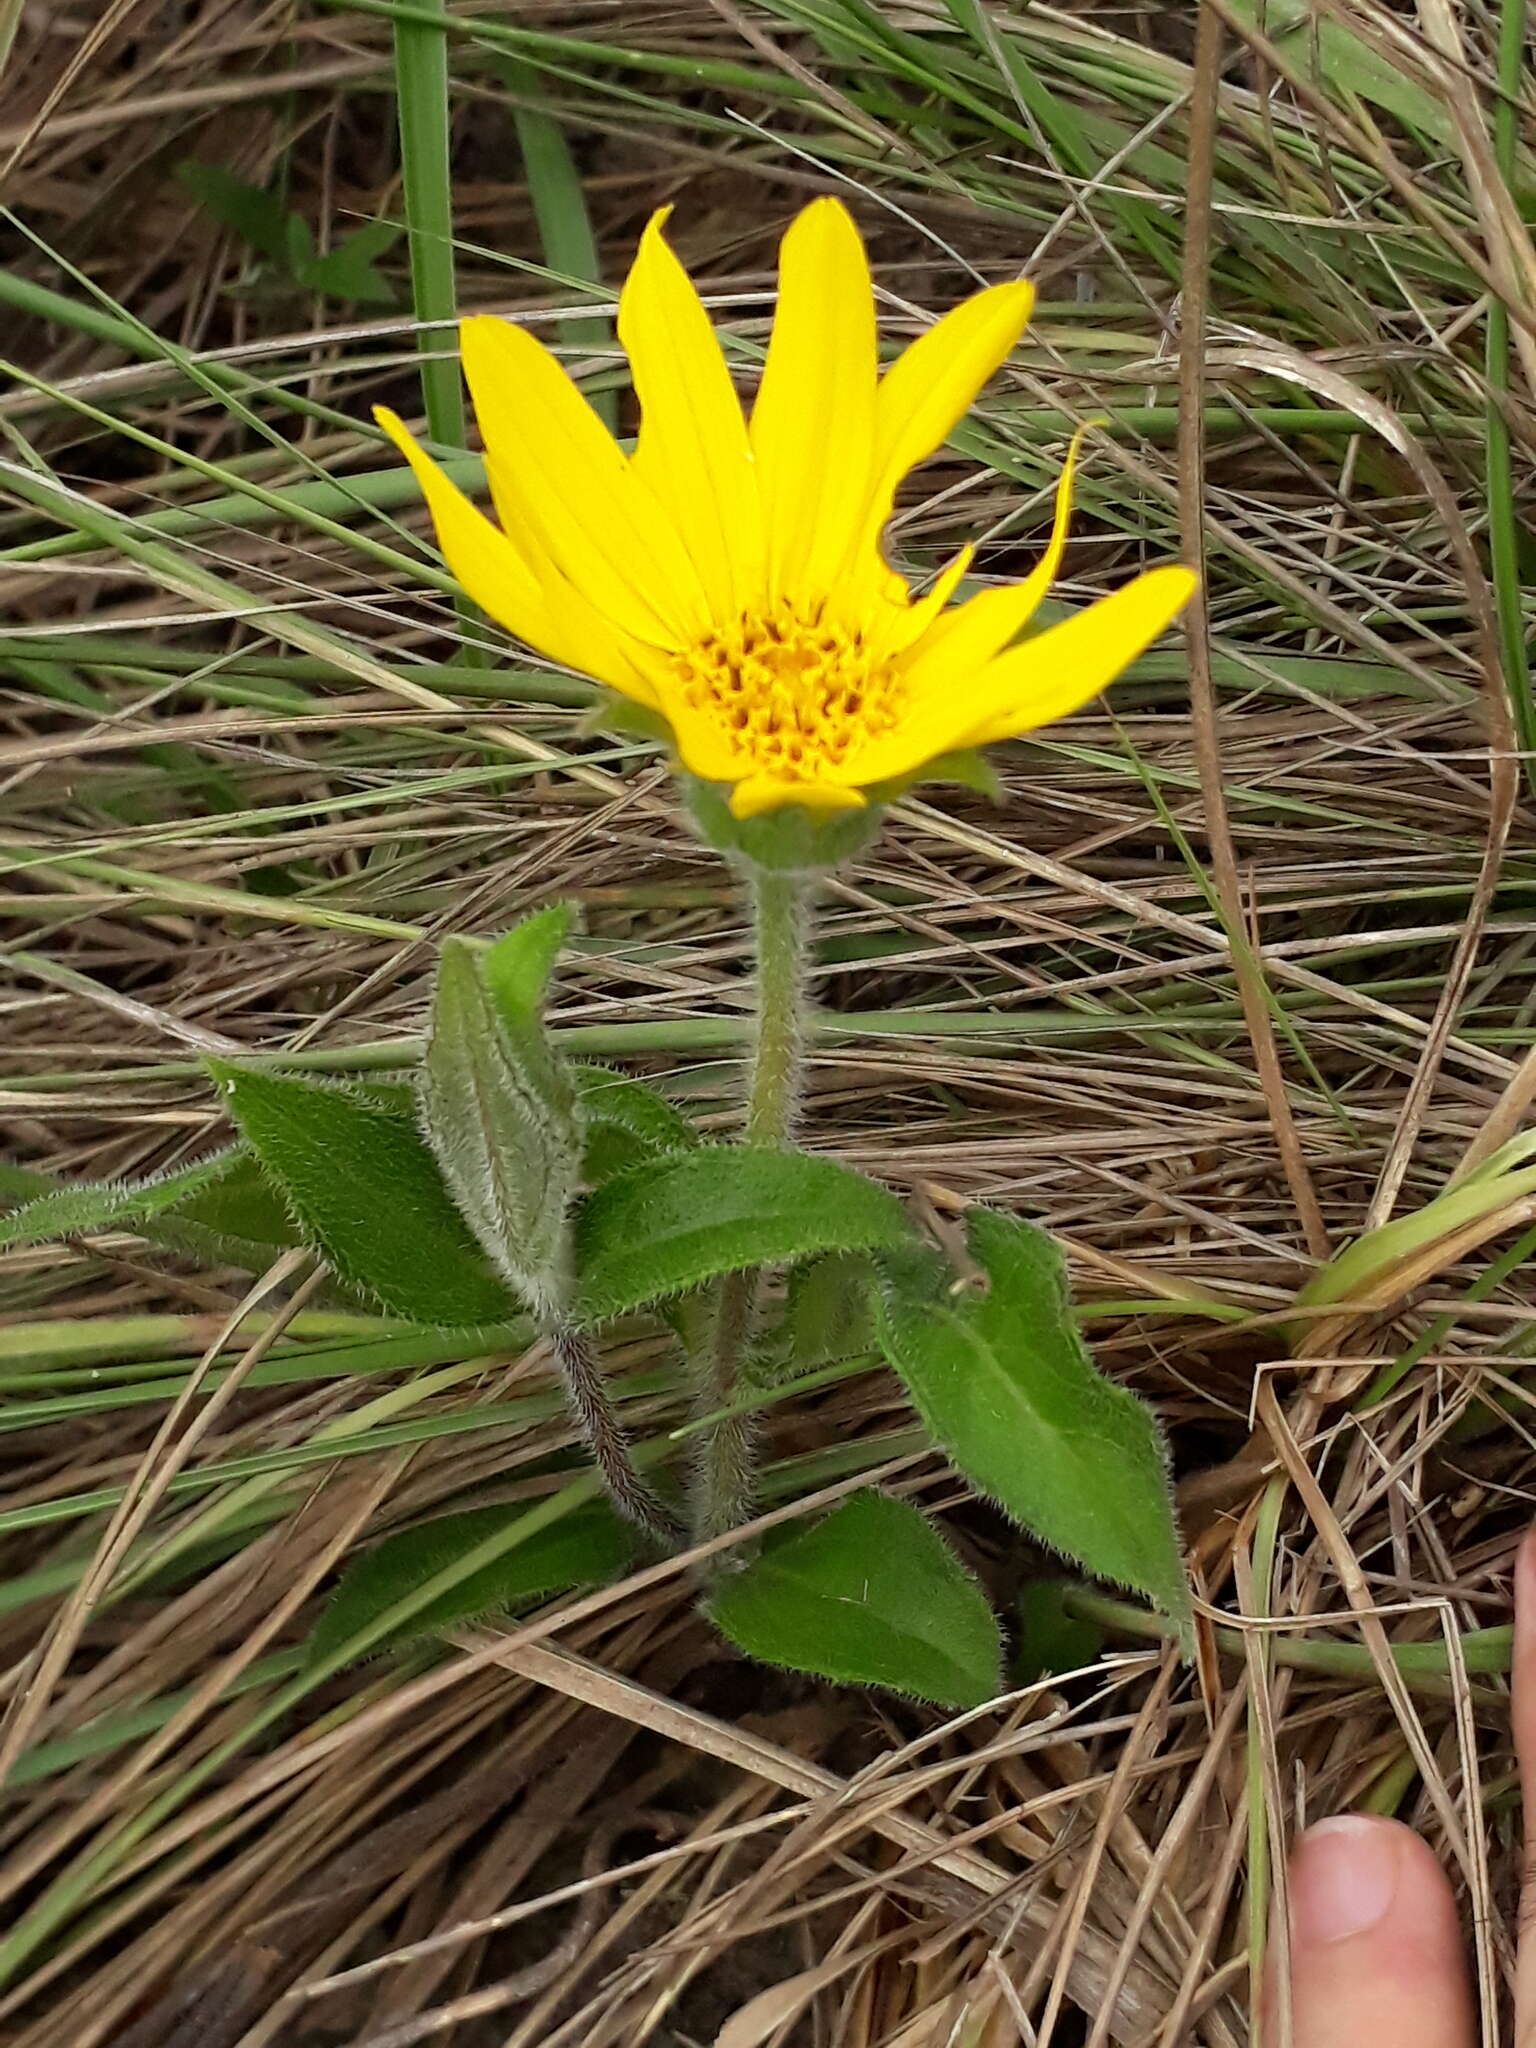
left=379, top=200, right=1195, bottom=820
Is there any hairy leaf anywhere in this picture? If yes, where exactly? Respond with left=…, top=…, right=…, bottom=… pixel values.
left=573, top=1147, right=911, bottom=1323
left=876, top=1209, right=1189, bottom=1632
left=709, top=1490, right=1001, bottom=1709
left=0, top=1150, right=247, bottom=1250
left=762, top=1252, right=877, bottom=1378
left=572, top=1064, right=699, bottom=1182
left=481, top=903, right=573, bottom=1036
left=308, top=1499, right=630, bottom=1668
left=210, top=1062, right=512, bottom=1325
left=419, top=938, right=579, bottom=1311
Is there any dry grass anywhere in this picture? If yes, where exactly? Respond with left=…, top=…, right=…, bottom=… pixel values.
left=2, top=1, right=1536, bottom=2041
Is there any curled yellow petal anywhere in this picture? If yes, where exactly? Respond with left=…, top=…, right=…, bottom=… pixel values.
left=960, top=566, right=1198, bottom=748
left=899, top=424, right=1091, bottom=687
left=843, top=566, right=1196, bottom=786
left=873, top=544, right=974, bottom=657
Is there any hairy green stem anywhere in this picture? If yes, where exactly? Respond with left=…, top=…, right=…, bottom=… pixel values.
left=1061, top=1585, right=1513, bottom=1692
left=693, top=869, right=812, bottom=1546
left=549, top=1322, right=682, bottom=1545
left=744, top=872, right=811, bottom=1144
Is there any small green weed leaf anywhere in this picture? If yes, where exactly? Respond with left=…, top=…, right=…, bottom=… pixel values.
left=573, top=1148, right=911, bottom=1323
left=419, top=939, right=579, bottom=1309
left=708, top=1490, right=1002, bottom=1709
left=303, top=231, right=399, bottom=303
left=301, top=219, right=401, bottom=304
left=1012, top=1581, right=1106, bottom=1686
left=333, top=216, right=401, bottom=267
left=875, top=1209, right=1190, bottom=1633
left=767, top=1253, right=877, bottom=1375
left=283, top=211, right=316, bottom=271
left=175, top=161, right=289, bottom=259
left=210, top=1063, right=512, bottom=1325
left=0, top=1150, right=245, bottom=1250
left=177, top=164, right=396, bottom=303
left=309, top=1499, right=630, bottom=1668
left=572, top=1064, right=699, bottom=1182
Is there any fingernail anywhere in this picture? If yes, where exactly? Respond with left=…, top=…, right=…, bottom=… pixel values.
left=1291, top=1815, right=1402, bottom=1946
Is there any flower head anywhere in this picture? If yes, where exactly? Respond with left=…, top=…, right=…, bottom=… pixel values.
left=379, top=200, right=1195, bottom=820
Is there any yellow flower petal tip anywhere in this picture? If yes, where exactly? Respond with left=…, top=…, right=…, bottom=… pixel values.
left=729, top=775, right=867, bottom=822
left=382, top=202, right=1189, bottom=820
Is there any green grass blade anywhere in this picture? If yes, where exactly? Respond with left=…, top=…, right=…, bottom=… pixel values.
left=392, top=0, right=464, bottom=448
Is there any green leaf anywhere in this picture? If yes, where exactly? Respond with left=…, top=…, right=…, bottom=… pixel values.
left=582, top=692, right=670, bottom=745
left=0, top=1150, right=246, bottom=1250
left=708, top=1490, right=1002, bottom=1709
left=335, top=216, right=402, bottom=266
left=308, top=1499, right=630, bottom=1668
left=572, top=1064, right=699, bottom=1182
left=875, top=1209, right=1189, bottom=1632
left=283, top=210, right=316, bottom=273
left=573, top=1147, right=912, bottom=1323
left=482, top=904, right=574, bottom=1034
left=174, top=161, right=289, bottom=260
left=1012, top=1581, right=1106, bottom=1686
left=418, top=938, right=580, bottom=1311
left=476, top=908, right=580, bottom=1144
left=140, top=1151, right=302, bottom=1269
left=301, top=231, right=398, bottom=306
left=0, top=1148, right=304, bottom=1278
left=765, top=1252, right=876, bottom=1376
left=0, top=1161, right=51, bottom=1205
left=209, top=1062, right=512, bottom=1325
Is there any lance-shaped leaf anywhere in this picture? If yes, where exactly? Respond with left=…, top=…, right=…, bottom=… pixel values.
left=419, top=935, right=581, bottom=1313
left=875, top=1208, right=1189, bottom=1633
left=309, top=1499, right=630, bottom=1667
left=210, top=1063, right=512, bottom=1325
left=573, top=1147, right=912, bottom=1323
left=571, top=1064, right=700, bottom=1182
left=708, top=1489, right=1002, bottom=1709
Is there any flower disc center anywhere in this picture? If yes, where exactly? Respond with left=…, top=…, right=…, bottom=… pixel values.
left=672, top=601, right=904, bottom=778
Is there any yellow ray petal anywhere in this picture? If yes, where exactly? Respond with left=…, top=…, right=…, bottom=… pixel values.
left=375, top=407, right=659, bottom=704
left=872, top=543, right=973, bottom=657
left=729, top=774, right=867, bottom=821
left=843, top=566, right=1196, bottom=786
left=750, top=198, right=877, bottom=600
left=619, top=210, right=764, bottom=616
left=961, top=566, right=1198, bottom=746
left=459, top=315, right=707, bottom=650
left=898, top=425, right=1089, bottom=686
left=843, top=278, right=1034, bottom=596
